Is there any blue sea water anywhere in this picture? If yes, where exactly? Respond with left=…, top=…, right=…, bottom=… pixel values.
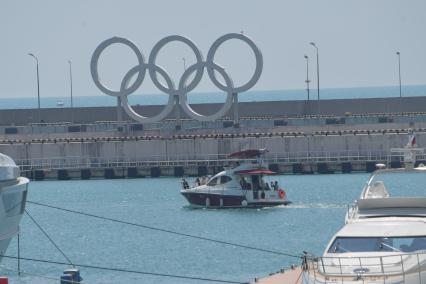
left=1, top=85, right=425, bottom=109
left=1, top=172, right=425, bottom=283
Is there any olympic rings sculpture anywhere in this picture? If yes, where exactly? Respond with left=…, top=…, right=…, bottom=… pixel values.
left=91, top=33, right=263, bottom=123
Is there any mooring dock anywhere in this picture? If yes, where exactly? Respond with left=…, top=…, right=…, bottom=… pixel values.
left=252, top=267, right=303, bottom=284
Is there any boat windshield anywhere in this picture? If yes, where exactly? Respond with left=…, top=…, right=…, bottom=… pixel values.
left=328, top=236, right=426, bottom=253
left=363, top=170, right=426, bottom=199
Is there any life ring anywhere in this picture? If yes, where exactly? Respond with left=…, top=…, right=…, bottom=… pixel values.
left=278, top=189, right=286, bottom=199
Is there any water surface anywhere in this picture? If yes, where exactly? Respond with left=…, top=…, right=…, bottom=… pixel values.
left=1, top=172, right=422, bottom=283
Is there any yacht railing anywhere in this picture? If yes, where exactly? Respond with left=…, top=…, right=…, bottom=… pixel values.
left=304, top=252, right=426, bottom=282
left=346, top=203, right=358, bottom=221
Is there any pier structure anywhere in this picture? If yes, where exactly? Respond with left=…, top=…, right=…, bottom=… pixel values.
left=0, top=97, right=425, bottom=180
left=0, top=104, right=424, bottom=179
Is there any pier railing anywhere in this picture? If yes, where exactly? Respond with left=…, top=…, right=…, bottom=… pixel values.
left=304, top=252, right=426, bottom=282
left=14, top=150, right=424, bottom=171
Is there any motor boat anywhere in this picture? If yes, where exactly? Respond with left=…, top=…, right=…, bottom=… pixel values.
left=180, top=149, right=291, bottom=208
left=302, top=131, right=426, bottom=283
left=0, top=153, right=29, bottom=262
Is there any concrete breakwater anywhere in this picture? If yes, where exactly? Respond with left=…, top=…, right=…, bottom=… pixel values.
left=1, top=96, right=426, bottom=125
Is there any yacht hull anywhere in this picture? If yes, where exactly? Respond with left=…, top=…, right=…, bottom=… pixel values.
left=0, top=177, right=29, bottom=262
left=181, top=192, right=291, bottom=208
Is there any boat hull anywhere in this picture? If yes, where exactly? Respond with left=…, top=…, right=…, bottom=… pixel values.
left=0, top=177, right=29, bottom=262
left=181, top=192, right=291, bottom=208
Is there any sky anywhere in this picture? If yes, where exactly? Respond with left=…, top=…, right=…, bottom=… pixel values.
left=1, top=0, right=425, bottom=99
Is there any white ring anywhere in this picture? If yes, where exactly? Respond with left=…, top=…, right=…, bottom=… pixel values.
left=90, top=33, right=263, bottom=123
left=91, top=37, right=146, bottom=97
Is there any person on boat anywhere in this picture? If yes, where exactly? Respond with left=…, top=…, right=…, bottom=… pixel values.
left=265, top=182, right=271, bottom=191
left=195, top=177, right=200, bottom=186
left=182, top=178, right=189, bottom=189
left=273, top=181, right=279, bottom=191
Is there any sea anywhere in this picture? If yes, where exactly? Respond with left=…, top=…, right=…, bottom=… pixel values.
left=0, top=86, right=425, bottom=283
left=1, top=172, right=425, bottom=284
left=1, top=85, right=425, bottom=109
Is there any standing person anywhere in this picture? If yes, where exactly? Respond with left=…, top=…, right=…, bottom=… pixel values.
left=182, top=178, right=189, bottom=189
left=265, top=182, right=270, bottom=191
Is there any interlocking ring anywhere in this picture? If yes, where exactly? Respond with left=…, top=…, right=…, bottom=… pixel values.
left=91, top=33, right=263, bottom=123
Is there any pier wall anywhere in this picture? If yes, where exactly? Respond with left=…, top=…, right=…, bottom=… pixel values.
left=1, top=96, right=425, bottom=179
left=1, top=96, right=426, bottom=125
left=0, top=129, right=423, bottom=162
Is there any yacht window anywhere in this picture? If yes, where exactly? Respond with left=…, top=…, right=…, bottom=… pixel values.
left=328, top=236, right=426, bottom=253
left=2, top=188, right=27, bottom=217
left=207, top=177, right=219, bottom=186
left=220, top=176, right=232, bottom=184
left=240, top=176, right=252, bottom=190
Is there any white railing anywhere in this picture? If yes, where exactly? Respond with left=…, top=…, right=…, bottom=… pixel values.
left=14, top=150, right=425, bottom=171
left=304, top=252, right=426, bottom=282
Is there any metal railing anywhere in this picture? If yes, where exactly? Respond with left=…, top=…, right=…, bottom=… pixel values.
left=13, top=150, right=408, bottom=172
left=304, top=252, right=426, bottom=282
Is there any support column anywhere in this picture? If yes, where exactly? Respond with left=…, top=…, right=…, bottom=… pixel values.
left=232, top=92, right=239, bottom=127
left=117, top=97, right=123, bottom=129
left=174, top=95, right=181, bottom=130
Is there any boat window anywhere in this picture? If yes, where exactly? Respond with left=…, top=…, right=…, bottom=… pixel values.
left=2, top=188, right=27, bottom=217
left=251, top=175, right=261, bottom=190
left=240, top=176, right=252, bottom=190
left=328, top=236, right=426, bottom=253
left=207, top=177, right=219, bottom=186
left=220, top=176, right=232, bottom=184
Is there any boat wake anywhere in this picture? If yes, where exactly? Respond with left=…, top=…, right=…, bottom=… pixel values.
left=182, top=202, right=345, bottom=211
left=281, top=203, right=346, bottom=209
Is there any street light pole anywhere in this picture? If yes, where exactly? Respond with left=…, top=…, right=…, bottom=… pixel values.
left=28, top=53, right=41, bottom=122
left=182, top=57, right=186, bottom=71
left=396, top=51, right=402, bottom=98
left=68, top=60, right=74, bottom=123
left=304, top=55, right=310, bottom=101
left=310, top=42, right=320, bottom=116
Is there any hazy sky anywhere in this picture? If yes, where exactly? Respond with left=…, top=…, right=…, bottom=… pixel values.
left=1, top=0, right=425, bottom=99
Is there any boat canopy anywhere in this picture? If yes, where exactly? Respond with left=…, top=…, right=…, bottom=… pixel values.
left=235, top=169, right=276, bottom=175
left=228, top=149, right=268, bottom=159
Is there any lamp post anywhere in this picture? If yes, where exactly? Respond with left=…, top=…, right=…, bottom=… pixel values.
left=182, top=57, right=186, bottom=71
left=309, top=42, right=320, bottom=100
left=310, top=42, right=320, bottom=117
left=304, top=55, right=310, bottom=101
left=28, top=53, right=41, bottom=122
left=68, top=60, right=74, bottom=123
left=396, top=51, right=402, bottom=97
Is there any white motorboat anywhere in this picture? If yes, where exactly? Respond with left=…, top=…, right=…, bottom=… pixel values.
left=180, top=149, right=291, bottom=208
left=0, top=153, right=29, bottom=262
left=302, top=132, right=426, bottom=283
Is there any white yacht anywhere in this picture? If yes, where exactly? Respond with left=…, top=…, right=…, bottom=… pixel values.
left=180, top=149, right=291, bottom=208
left=0, top=153, right=29, bottom=262
left=302, top=132, right=426, bottom=283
